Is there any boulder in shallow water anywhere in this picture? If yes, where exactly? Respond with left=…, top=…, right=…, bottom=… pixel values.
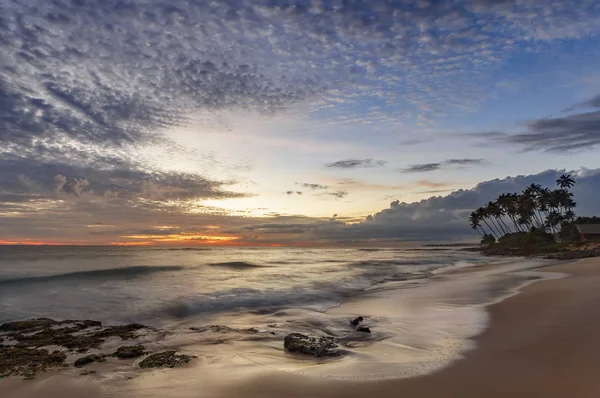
left=74, top=354, right=105, bottom=367
left=350, top=316, right=364, bottom=326
left=356, top=327, right=371, bottom=333
left=138, top=351, right=194, bottom=368
left=114, top=345, right=146, bottom=359
left=283, top=333, right=340, bottom=357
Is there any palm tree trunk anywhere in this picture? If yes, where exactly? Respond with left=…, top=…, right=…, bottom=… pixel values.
left=482, top=219, right=499, bottom=239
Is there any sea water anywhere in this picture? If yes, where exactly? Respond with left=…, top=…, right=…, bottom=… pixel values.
left=0, top=245, right=555, bottom=381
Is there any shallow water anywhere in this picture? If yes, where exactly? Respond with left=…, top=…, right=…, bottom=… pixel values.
left=0, top=245, right=484, bottom=324
left=0, top=245, right=555, bottom=382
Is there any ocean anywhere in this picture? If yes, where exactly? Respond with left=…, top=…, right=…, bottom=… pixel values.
left=0, top=245, right=555, bottom=380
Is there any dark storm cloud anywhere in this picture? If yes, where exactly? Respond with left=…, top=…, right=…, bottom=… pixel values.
left=469, top=94, right=600, bottom=152
left=401, top=159, right=484, bottom=173
left=325, top=159, right=387, bottom=169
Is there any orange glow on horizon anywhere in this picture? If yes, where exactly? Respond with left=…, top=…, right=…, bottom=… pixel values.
left=0, top=239, right=89, bottom=246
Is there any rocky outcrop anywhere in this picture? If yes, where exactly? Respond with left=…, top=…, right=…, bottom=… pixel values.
left=190, top=325, right=259, bottom=334
left=114, top=345, right=146, bottom=359
left=0, top=318, right=146, bottom=353
left=0, top=318, right=148, bottom=379
left=350, top=316, right=363, bottom=326
left=74, top=354, right=105, bottom=367
left=356, top=327, right=371, bottom=333
left=0, top=347, right=66, bottom=379
left=138, top=351, right=195, bottom=368
left=283, top=333, right=341, bottom=357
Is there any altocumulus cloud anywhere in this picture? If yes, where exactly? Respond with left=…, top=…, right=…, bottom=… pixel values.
left=2, top=1, right=600, bottom=243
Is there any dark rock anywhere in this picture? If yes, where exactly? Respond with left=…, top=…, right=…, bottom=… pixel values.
left=0, top=346, right=66, bottom=379
left=0, top=318, right=57, bottom=332
left=0, top=318, right=147, bottom=353
left=114, top=345, right=146, bottom=359
left=138, top=351, right=194, bottom=368
left=74, top=354, right=105, bottom=367
left=350, top=316, right=364, bottom=326
left=356, top=327, right=371, bottom=333
left=283, top=333, right=340, bottom=357
left=80, top=370, right=97, bottom=376
left=190, top=325, right=260, bottom=334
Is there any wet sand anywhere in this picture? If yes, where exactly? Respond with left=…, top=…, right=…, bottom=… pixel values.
left=219, top=257, right=600, bottom=398
left=3, top=258, right=600, bottom=397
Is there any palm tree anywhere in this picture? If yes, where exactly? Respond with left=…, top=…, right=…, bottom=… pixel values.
left=497, top=193, right=523, bottom=232
left=486, top=202, right=507, bottom=236
left=556, top=174, right=575, bottom=189
left=476, top=207, right=500, bottom=239
left=469, top=212, right=484, bottom=238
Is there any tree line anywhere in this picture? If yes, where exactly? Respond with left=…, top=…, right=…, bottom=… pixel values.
left=469, top=174, right=576, bottom=241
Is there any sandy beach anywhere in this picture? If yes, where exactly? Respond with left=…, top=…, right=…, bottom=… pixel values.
left=224, top=257, right=600, bottom=398
left=3, top=257, right=600, bottom=398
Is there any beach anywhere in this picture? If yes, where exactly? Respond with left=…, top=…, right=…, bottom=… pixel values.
left=2, top=252, right=600, bottom=397
left=0, top=253, right=600, bottom=398
left=219, top=257, right=600, bottom=398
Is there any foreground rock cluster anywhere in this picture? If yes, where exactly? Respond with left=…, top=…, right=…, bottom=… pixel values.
left=0, top=318, right=194, bottom=379
left=283, top=316, right=372, bottom=357
left=283, top=333, right=341, bottom=357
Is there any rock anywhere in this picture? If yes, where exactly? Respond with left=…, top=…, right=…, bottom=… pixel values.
left=80, top=370, right=97, bottom=376
left=190, top=325, right=259, bottom=334
left=283, top=333, right=340, bottom=357
left=0, top=318, right=57, bottom=332
left=356, top=327, right=371, bottom=333
left=0, top=347, right=66, bottom=379
left=138, top=351, right=194, bottom=368
left=114, top=345, right=146, bottom=359
left=74, top=354, right=105, bottom=367
left=350, top=316, right=364, bottom=326
left=0, top=318, right=146, bottom=353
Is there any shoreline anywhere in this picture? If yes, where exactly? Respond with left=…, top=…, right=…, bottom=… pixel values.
left=3, top=256, right=600, bottom=397
left=215, top=257, right=600, bottom=397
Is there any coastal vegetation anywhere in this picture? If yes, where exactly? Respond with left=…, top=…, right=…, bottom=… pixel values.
left=469, top=174, right=577, bottom=243
left=467, top=174, right=600, bottom=259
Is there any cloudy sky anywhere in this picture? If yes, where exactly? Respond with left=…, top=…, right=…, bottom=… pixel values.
left=1, top=0, right=600, bottom=245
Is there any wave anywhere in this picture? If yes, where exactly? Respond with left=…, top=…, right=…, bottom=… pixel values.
left=0, top=265, right=184, bottom=286
left=159, top=285, right=348, bottom=318
left=349, top=259, right=439, bottom=268
left=209, top=261, right=266, bottom=269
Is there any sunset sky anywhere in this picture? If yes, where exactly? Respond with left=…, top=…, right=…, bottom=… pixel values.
left=1, top=0, right=600, bottom=245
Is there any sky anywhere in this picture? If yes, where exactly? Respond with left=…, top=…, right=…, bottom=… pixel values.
left=1, top=0, right=600, bottom=246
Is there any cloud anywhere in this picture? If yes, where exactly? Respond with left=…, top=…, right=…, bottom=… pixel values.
left=329, top=190, right=349, bottom=199
left=446, top=159, right=484, bottom=165
left=2, top=1, right=600, bottom=244
left=469, top=94, right=600, bottom=152
left=325, top=159, right=387, bottom=169
left=313, top=168, right=600, bottom=241
left=401, top=159, right=484, bottom=173
left=301, top=183, right=329, bottom=190
left=402, top=163, right=442, bottom=173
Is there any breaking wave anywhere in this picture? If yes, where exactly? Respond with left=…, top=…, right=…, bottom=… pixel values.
left=0, top=265, right=184, bottom=286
